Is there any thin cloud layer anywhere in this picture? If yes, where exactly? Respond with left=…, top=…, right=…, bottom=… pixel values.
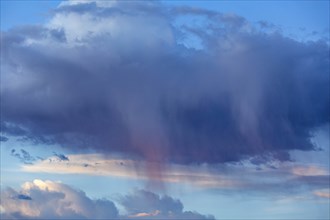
left=0, top=179, right=213, bottom=219
left=313, top=189, right=330, bottom=199
left=20, top=153, right=330, bottom=196
left=21, top=153, right=242, bottom=189
left=1, top=1, right=329, bottom=166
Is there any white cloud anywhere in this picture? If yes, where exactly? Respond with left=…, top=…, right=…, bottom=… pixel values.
left=0, top=179, right=118, bottom=219
left=0, top=180, right=213, bottom=219
left=48, top=1, right=174, bottom=47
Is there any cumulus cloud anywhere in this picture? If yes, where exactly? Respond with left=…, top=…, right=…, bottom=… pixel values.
left=0, top=180, right=212, bottom=219
left=0, top=179, right=118, bottom=219
left=1, top=0, right=329, bottom=167
left=120, top=189, right=214, bottom=219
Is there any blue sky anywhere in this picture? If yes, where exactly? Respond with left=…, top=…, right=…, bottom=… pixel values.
left=1, top=1, right=329, bottom=219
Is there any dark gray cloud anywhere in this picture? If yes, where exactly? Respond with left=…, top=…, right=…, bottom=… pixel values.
left=0, top=136, right=8, bottom=142
left=11, top=149, right=37, bottom=165
left=0, top=180, right=212, bottom=219
left=53, top=152, right=69, bottom=161
left=10, top=149, right=71, bottom=165
left=1, top=1, right=329, bottom=166
left=16, top=194, right=32, bottom=201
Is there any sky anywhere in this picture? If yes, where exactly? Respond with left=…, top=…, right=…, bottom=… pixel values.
left=0, top=0, right=329, bottom=219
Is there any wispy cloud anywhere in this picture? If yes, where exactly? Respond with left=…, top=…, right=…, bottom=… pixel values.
left=291, top=165, right=329, bottom=177
left=314, top=190, right=330, bottom=199
left=21, top=153, right=330, bottom=195
left=10, top=149, right=39, bottom=165
left=52, top=152, right=69, bottom=161
left=22, top=154, right=240, bottom=189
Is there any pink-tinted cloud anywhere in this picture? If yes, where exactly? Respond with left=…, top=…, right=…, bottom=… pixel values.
left=22, top=154, right=240, bottom=189
left=314, top=190, right=330, bottom=199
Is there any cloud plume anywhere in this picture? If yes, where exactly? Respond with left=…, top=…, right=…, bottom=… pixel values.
left=1, top=1, right=329, bottom=167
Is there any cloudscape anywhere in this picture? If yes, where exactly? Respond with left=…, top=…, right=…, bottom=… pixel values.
left=1, top=1, right=329, bottom=219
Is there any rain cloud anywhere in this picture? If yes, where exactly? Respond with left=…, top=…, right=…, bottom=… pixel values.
left=1, top=1, right=329, bottom=166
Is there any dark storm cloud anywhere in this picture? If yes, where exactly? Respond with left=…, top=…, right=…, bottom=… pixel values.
left=1, top=1, right=329, bottom=165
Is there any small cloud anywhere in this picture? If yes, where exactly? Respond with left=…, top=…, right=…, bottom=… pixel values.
left=53, top=152, right=69, bottom=161
left=128, top=210, right=160, bottom=218
left=291, top=165, right=329, bottom=177
left=21, top=150, right=33, bottom=161
left=314, top=189, right=330, bottom=199
left=16, top=194, right=32, bottom=201
left=36, top=156, right=45, bottom=161
left=0, top=136, right=8, bottom=142
left=10, top=149, right=36, bottom=165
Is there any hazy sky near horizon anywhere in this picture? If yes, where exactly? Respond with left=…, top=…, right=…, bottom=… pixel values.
left=1, top=1, right=329, bottom=219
